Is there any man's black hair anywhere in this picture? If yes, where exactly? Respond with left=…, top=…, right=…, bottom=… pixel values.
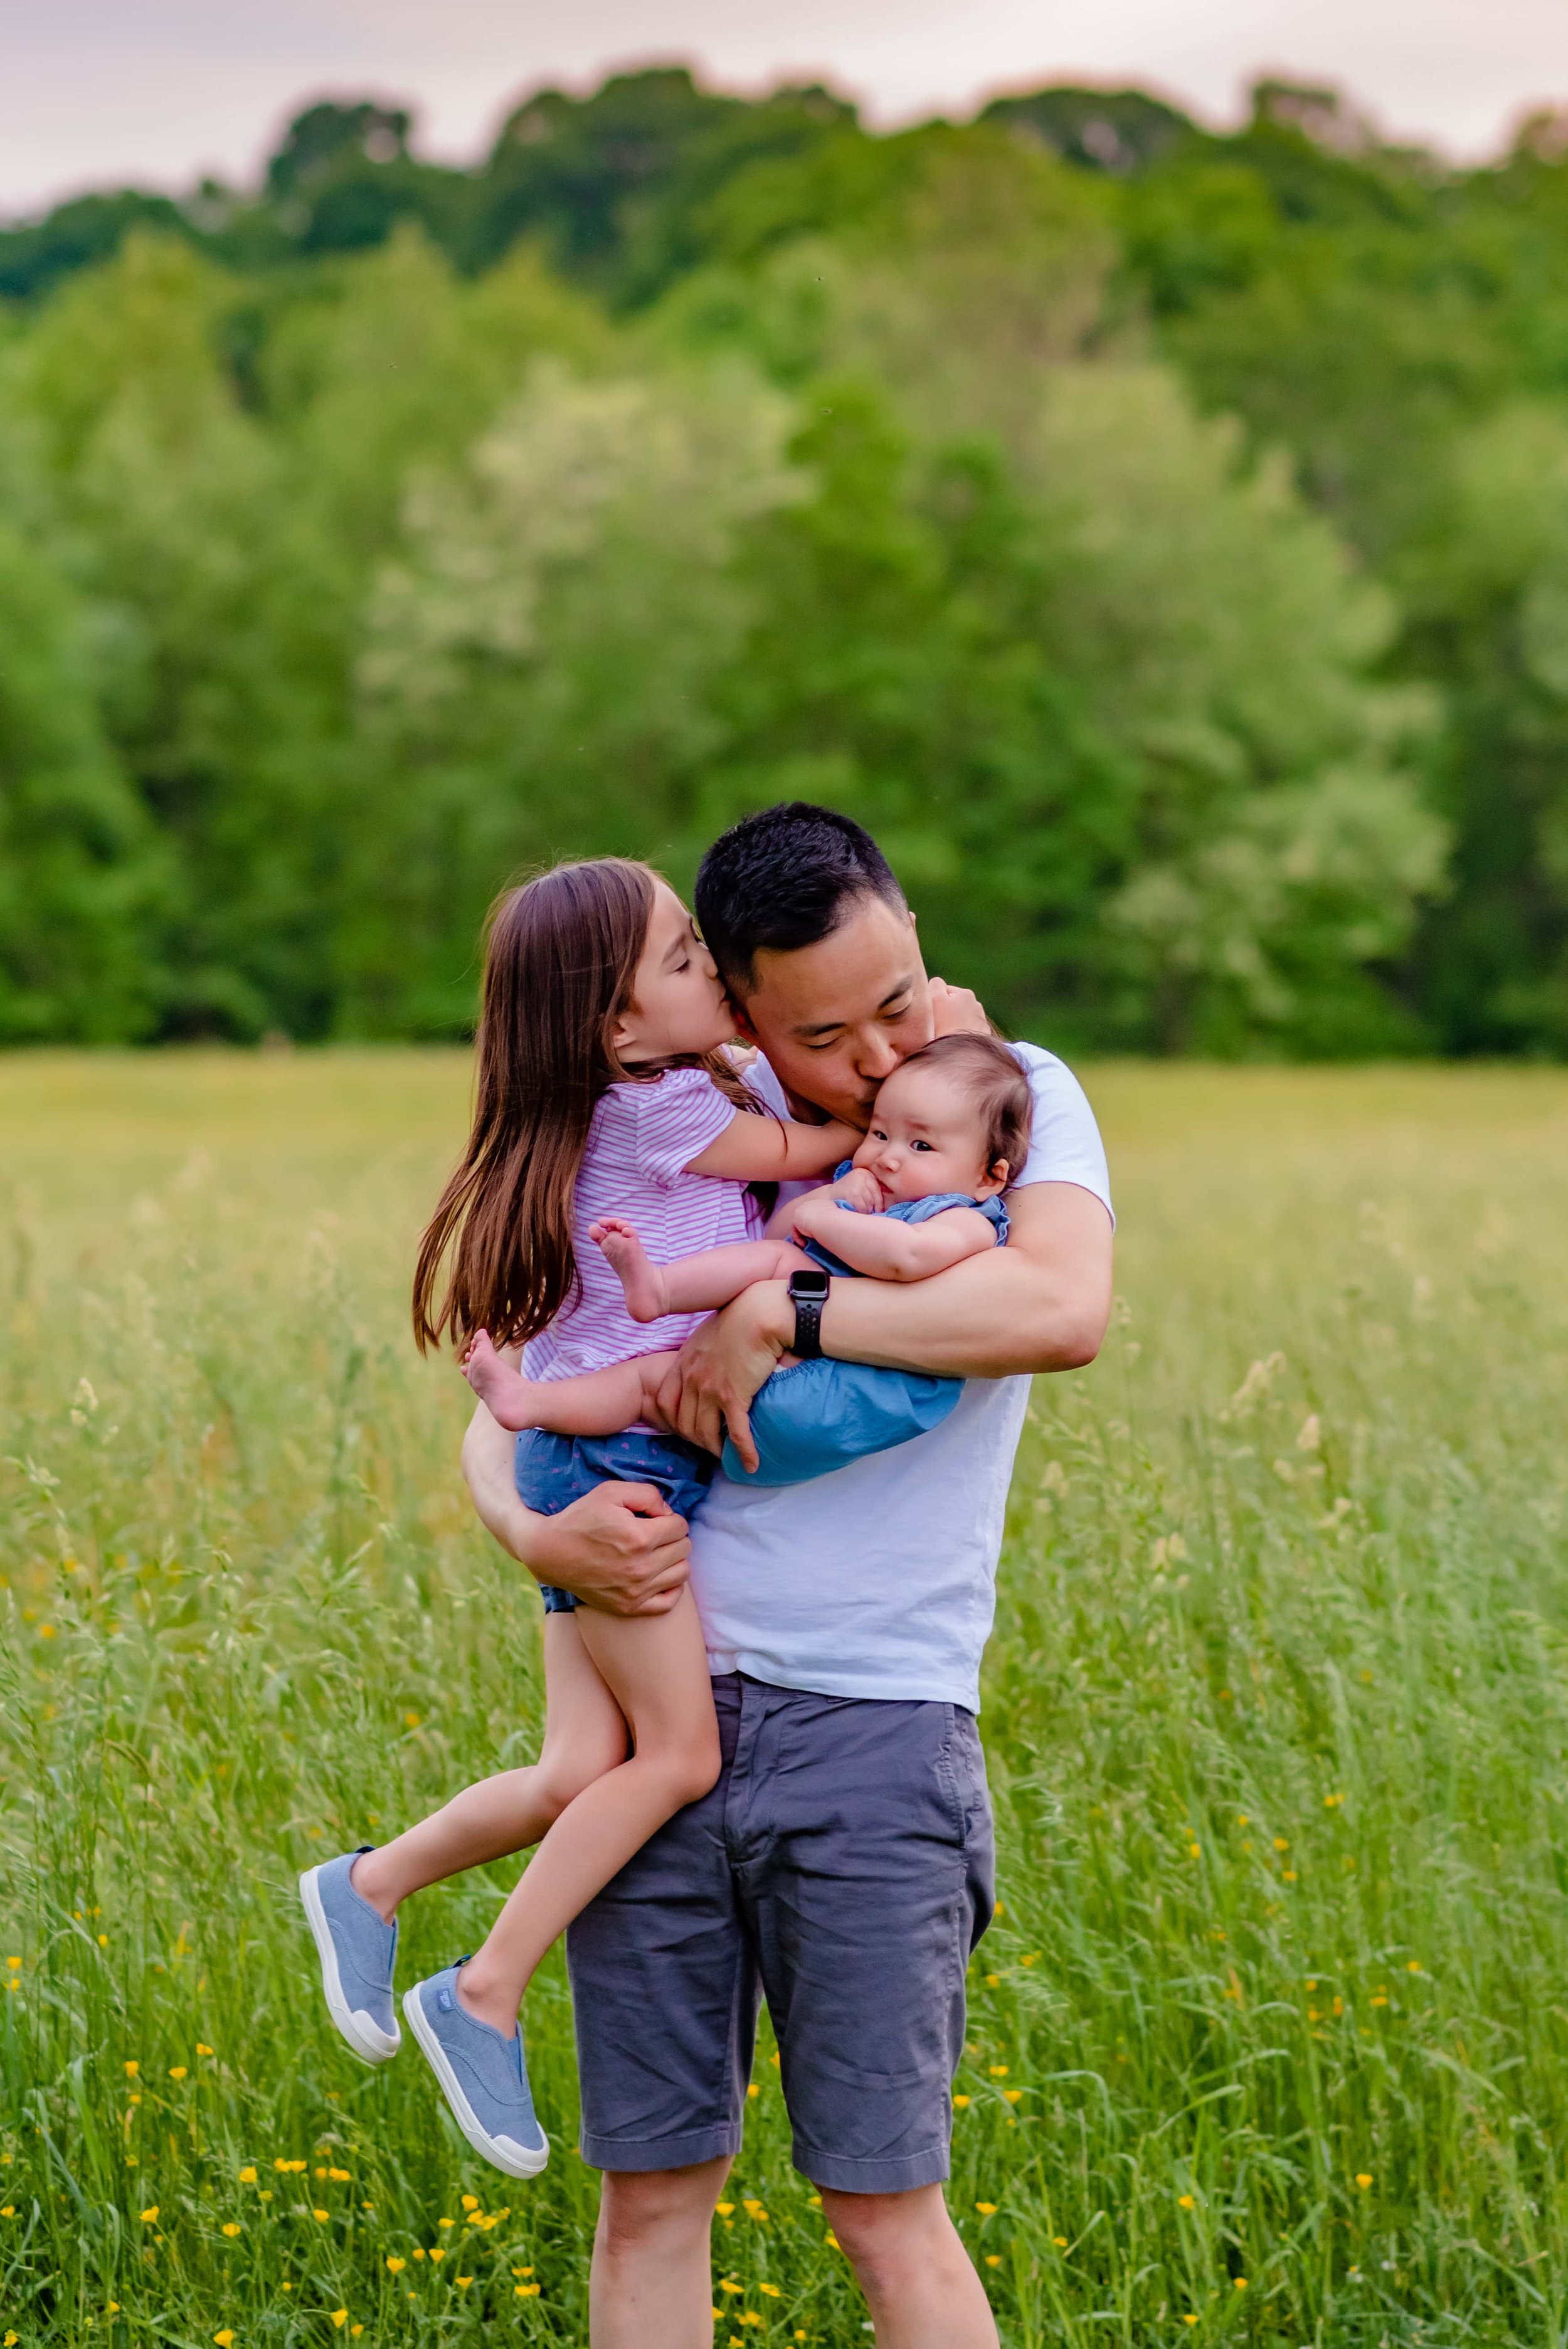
left=694, top=803, right=906, bottom=995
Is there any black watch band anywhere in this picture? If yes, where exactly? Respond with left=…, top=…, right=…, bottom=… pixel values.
left=788, top=1271, right=829, bottom=1360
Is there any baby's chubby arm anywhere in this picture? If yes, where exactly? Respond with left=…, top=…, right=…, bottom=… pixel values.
left=684, top=1106, right=860, bottom=1184
left=788, top=1187, right=1000, bottom=1281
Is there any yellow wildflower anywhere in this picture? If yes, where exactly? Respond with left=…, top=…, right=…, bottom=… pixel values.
left=455, top=2277, right=473, bottom=2289
left=238, top=2167, right=257, bottom=2184
left=1234, top=2277, right=1248, bottom=2291
left=1054, top=2235, right=1067, bottom=2249
left=1004, top=2089, right=1022, bottom=2104
left=985, top=2254, right=1002, bottom=2267
left=328, top=2168, right=350, bottom=2182
left=716, top=2201, right=734, bottom=2215
left=437, top=2215, right=453, bottom=2228
left=197, top=2044, right=213, bottom=2056
left=460, top=2194, right=479, bottom=2211
left=429, top=2247, right=445, bottom=2262
left=975, top=2200, right=997, bottom=2215
left=222, top=2222, right=241, bottom=2238
left=123, top=2059, right=138, bottom=2076
left=742, top=2198, right=768, bottom=2221
left=386, top=2256, right=406, bottom=2274
left=760, top=2282, right=781, bottom=2297
left=411, top=2247, right=425, bottom=2261
left=515, top=2283, right=540, bottom=2298
left=953, top=2094, right=970, bottom=2108
left=313, top=2208, right=329, bottom=2224
left=1178, top=2193, right=1195, bottom=2209
left=720, top=2279, right=744, bottom=2294
left=169, top=2067, right=188, bottom=2082
left=746, top=2084, right=760, bottom=2100
left=214, top=2333, right=235, bottom=2347
left=1355, top=2173, right=1373, bottom=2189
left=140, top=2205, right=159, bottom=2223
left=988, top=2065, right=1009, bottom=2078
left=331, top=2313, right=348, bottom=2331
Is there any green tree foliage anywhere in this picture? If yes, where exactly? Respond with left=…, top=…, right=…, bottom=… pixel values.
left=6, top=63, right=1568, bottom=1049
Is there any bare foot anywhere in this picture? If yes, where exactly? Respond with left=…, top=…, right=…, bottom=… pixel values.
left=590, top=1216, right=669, bottom=1323
left=462, top=1331, right=541, bottom=1431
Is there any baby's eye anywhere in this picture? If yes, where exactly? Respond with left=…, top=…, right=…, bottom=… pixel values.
left=911, top=1138, right=933, bottom=1152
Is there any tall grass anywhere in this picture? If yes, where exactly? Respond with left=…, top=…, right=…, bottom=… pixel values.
left=4, top=1053, right=1568, bottom=2348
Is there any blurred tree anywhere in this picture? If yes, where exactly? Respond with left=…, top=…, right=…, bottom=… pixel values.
left=0, top=519, right=163, bottom=1039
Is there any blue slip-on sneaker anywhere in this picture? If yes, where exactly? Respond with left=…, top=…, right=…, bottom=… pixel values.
left=299, top=1847, right=400, bottom=2064
left=403, top=1964, right=549, bottom=2181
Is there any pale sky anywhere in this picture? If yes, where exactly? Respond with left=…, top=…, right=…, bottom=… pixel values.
left=6, top=0, right=1568, bottom=216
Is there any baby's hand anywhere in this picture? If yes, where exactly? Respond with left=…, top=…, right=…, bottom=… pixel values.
left=830, top=1165, right=886, bottom=1213
left=792, top=1169, right=882, bottom=1238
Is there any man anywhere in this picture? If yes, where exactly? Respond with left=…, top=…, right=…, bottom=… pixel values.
left=463, top=805, right=1113, bottom=2348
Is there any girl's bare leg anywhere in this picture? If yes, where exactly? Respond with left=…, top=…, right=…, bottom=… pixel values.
left=592, top=1216, right=813, bottom=1323
left=350, top=1615, right=628, bottom=1921
left=454, top=1588, right=720, bottom=2036
left=461, top=1336, right=676, bottom=1435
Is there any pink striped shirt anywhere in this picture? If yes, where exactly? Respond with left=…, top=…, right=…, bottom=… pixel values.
left=521, top=1066, right=762, bottom=1391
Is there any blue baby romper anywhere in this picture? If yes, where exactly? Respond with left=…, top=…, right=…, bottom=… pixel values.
left=720, top=1172, right=1010, bottom=1488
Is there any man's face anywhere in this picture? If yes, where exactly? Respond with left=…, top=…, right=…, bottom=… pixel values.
left=732, top=894, right=933, bottom=1125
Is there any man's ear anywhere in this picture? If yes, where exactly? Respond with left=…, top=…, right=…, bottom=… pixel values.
left=728, top=992, right=760, bottom=1046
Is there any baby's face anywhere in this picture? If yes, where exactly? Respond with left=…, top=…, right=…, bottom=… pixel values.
left=850, top=1062, right=1000, bottom=1204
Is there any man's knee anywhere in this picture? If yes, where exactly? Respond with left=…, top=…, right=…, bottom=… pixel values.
left=819, top=2184, right=951, bottom=2281
left=597, top=2158, right=731, bottom=2256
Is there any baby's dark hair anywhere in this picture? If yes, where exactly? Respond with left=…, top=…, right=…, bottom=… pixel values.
left=893, top=1034, right=1032, bottom=1183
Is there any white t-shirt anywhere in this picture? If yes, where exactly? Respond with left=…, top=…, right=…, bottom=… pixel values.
left=688, top=1042, right=1112, bottom=1712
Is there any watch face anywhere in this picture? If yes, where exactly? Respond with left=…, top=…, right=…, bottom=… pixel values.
left=791, top=1268, right=831, bottom=1300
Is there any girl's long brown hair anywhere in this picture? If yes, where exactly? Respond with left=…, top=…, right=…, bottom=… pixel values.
left=413, top=857, right=750, bottom=1355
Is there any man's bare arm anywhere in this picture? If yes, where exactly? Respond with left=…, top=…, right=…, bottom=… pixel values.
left=657, top=1182, right=1113, bottom=1465
left=460, top=1402, right=693, bottom=1615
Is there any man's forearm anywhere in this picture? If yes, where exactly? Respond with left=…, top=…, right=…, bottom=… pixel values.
left=461, top=1403, right=551, bottom=1570
left=819, top=1186, right=1112, bottom=1378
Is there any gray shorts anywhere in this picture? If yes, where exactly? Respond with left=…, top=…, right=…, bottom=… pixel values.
left=565, top=1672, right=994, bottom=2193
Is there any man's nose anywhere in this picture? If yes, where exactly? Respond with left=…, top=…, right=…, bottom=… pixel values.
left=853, top=1028, right=902, bottom=1085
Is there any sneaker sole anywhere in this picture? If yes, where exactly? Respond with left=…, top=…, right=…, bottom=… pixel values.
left=299, top=1866, right=400, bottom=2065
left=403, top=1980, right=550, bottom=2181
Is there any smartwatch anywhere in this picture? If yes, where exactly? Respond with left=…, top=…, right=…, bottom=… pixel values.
left=787, top=1266, right=831, bottom=1359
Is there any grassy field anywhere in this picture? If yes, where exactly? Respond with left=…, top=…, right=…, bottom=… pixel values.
left=4, top=1053, right=1568, bottom=2349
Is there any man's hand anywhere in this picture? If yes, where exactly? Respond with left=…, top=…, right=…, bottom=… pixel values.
left=461, top=1403, right=692, bottom=1614
left=655, top=1280, right=793, bottom=1474
left=928, top=976, right=991, bottom=1037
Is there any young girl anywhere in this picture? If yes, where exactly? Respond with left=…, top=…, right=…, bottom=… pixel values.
left=299, top=858, right=857, bottom=2178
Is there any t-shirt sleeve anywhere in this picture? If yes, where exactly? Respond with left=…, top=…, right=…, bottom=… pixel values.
left=632, top=1068, right=739, bottom=1187
left=1007, top=1042, right=1114, bottom=1222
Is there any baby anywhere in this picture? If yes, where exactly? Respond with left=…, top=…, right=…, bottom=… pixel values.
left=464, top=1032, right=1032, bottom=1485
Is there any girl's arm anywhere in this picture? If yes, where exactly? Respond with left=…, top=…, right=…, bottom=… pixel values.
left=787, top=1196, right=1001, bottom=1283
left=684, top=1108, right=860, bottom=1185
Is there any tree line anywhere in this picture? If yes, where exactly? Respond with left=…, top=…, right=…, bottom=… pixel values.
left=4, top=67, right=1568, bottom=1054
